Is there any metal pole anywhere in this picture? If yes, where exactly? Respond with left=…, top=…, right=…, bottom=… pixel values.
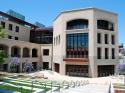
left=44, top=83, right=47, bottom=93
left=51, top=82, right=52, bottom=93
left=20, top=87, right=22, bottom=93
left=31, top=81, right=33, bottom=93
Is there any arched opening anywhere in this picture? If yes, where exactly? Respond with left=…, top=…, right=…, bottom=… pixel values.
left=97, top=20, right=114, bottom=31
left=0, top=44, right=8, bottom=56
left=32, top=48, right=38, bottom=57
left=67, top=19, right=88, bottom=30
left=23, top=47, right=30, bottom=57
left=11, top=46, right=21, bottom=57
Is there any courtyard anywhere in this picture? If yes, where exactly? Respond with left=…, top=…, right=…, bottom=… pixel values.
left=0, top=70, right=125, bottom=93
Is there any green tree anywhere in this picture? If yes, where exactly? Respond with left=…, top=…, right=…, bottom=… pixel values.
left=0, top=49, right=7, bottom=64
left=0, top=26, right=7, bottom=70
left=0, top=26, right=6, bottom=39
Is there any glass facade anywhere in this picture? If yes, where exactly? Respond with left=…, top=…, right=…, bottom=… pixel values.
left=30, top=29, right=53, bottom=44
left=67, top=19, right=88, bottom=30
left=97, top=20, right=114, bottom=31
left=66, top=33, right=88, bottom=58
left=66, top=65, right=89, bottom=77
left=7, top=10, right=25, bottom=21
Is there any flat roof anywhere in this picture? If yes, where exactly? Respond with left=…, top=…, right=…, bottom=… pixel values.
left=54, top=7, right=118, bottom=21
left=0, top=11, right=38, bottom=28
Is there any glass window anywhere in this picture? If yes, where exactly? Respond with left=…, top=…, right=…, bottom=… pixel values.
left=105, top=48, right=109, bottom=59
left=112, top=48, right=115, bottom=59
left=97, top=47, right=101, bottom=59
left=15, top=37, right=18, bottom=40
left=67, top=19, right=88, bottom=30
left=1, top=21, right=5, bottom=28
left=8, top=35, right=12, bottom=39
left=9, top=24, right=13, bottom=30
left=111, top=35, right=115, bottom=45
left=15, top=26, right=19, bottom=32
left=97, top=20, right=114, bottom=31
left=43, top=49, right=49, bottom=56
left=105, top=34, right=108, bottom=44
left=97, top=33, right=101, bottom=44
left=59, top=35, right=60, bottom=44
left=66, top=33, right=88, bottom=58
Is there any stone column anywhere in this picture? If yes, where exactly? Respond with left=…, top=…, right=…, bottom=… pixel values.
left=30, top=48, right=32, bottom=58
left=19, top=47, right=23, bottom=72
left=7, top=46, right=11, bottom=72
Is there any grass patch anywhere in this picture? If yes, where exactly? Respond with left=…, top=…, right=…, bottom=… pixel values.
left=0, top=85, right=32, bottom=93
left=2, top=79, right=51, bottom=92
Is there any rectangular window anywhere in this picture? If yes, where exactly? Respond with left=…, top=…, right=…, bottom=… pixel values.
left=9, top=24, right=13, bottom=30
left=8, top=35, right=12, bottom=39
left=111, top=35, right=115, bottom=45
left=66, top=33, right=88, bottom=58
left=15, top=26, right=19, bottom=32
left=59, top=35, right=60, bottom=44
left=105, top=34, right=108, bottom=44
left=112, top=48, right=115, bottom=59
left=97, top=33, right=101, bottom=44
left=97, top=47, right=101, bottom=59
left=1, top=21, right=5, bottom=28
left=105, top=48, right=109, bottom=59
left=15, top=37, right=18, bottom=40
left=43, top=49, right=49, bottom=56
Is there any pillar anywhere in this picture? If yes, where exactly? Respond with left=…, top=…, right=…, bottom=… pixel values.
left=19, top=48, right=23, bottom=72
left=7, top=46, right=11, bottom=72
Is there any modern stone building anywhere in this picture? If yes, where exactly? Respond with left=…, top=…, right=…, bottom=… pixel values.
left=0, top=8, right=119, bottom=77
left=53, top=8, right=119, bottom=77
left=0, top=11, right=52, bottom=72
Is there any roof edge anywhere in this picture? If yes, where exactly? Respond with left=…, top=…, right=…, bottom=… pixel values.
left=54, top=7, right=118, bottom=21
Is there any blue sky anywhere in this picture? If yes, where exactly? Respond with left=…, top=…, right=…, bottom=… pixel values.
left=0, top=0, right=125, bottom=45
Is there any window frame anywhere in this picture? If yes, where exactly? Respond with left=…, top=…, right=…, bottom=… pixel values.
left=43, top=49, right=49, bottom=56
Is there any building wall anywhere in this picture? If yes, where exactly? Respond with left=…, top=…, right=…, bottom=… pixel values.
left=0, top=17, right=41, bottom=72
left=0, top=18, right=30, bottom=42
left=53, top=8, right=118, bottom=77
left=53, top=9, right=94, bottom=75
left=93, top=9, right=118, bottom=77
left=41, top=44, right=53, bottom=69
left=0, top=38, right=41, bottom=72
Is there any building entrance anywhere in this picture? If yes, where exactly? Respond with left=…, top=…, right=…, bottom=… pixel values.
left=54, top=63, right=60, bottom=73
left=43, top=62, right=49, bottom=70
left=32, top=62, right=37, bottom=71
left=98, top=65, right=114, bottom=77
left=66, top=65, right=88, bottom=77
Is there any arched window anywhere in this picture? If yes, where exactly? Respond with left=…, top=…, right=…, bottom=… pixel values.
left=11, top=46, right=20, bottom=57
left=67, top=19, right=88, bottom=30
left=23, top=48, right=30, bottom=57
left=32, top=48, right=37, bottom=57
left=97, top=20, right=114, bottom=31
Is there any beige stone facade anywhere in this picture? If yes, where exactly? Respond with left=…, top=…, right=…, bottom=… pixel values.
left=0, top=17, right=52, bottom=72
left=53, top=8, right=119, bottom=77
left=0, top=8, right=119, bottom=77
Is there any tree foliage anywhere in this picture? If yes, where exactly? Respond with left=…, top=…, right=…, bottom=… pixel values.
left=0, top=26, right=6, bottom=39
left=0, top=26, right=7, bottom=65
left=0, top=49, right=7, bottom=64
